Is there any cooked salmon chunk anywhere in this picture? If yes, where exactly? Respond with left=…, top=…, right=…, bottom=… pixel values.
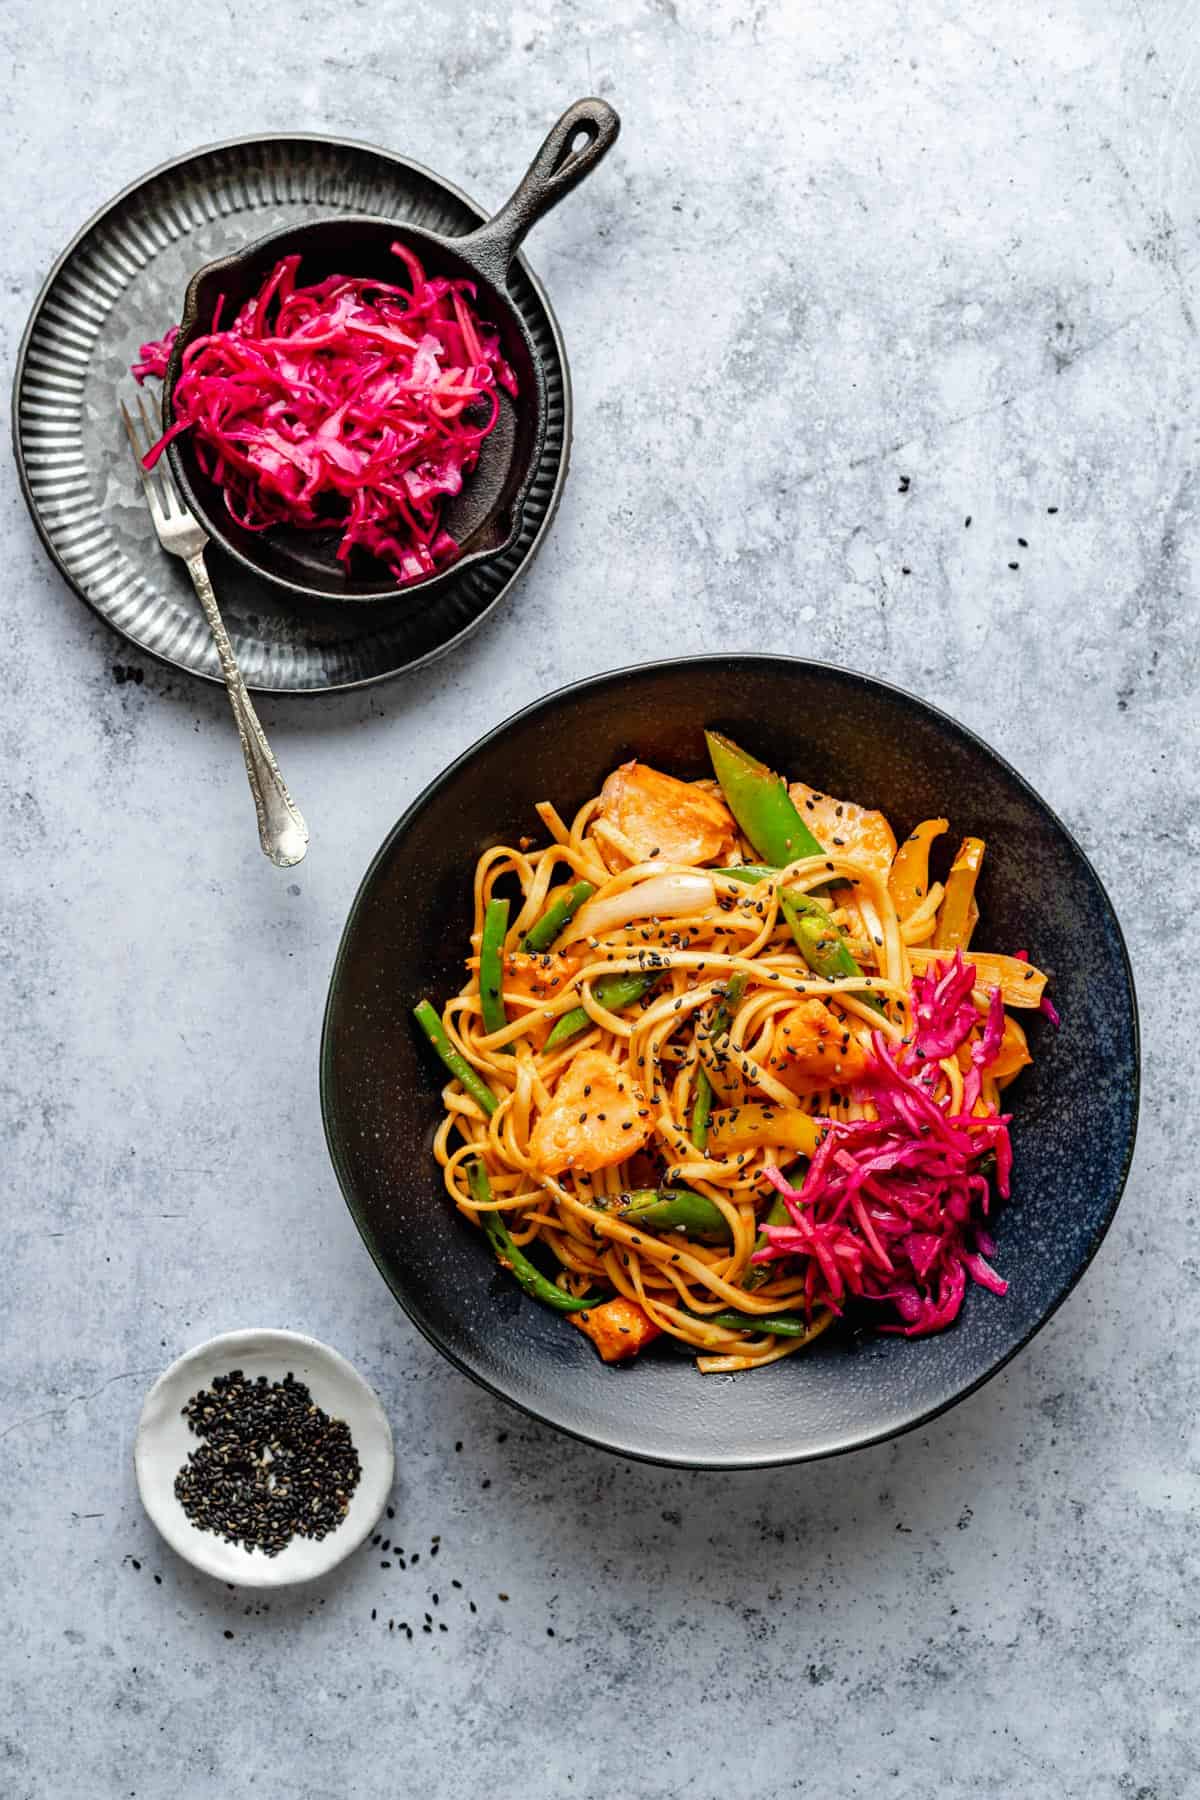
left=787, top=780, right=896, bottom=881
left=599, top=761, right=736, bottom=868
left=529, top=1048, right=653, bottom=1175
left=765, top=999, right=871, bottom=1094
left=571, top=1297, right=662, bottom=1362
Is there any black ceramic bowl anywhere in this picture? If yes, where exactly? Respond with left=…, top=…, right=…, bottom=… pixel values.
left=321, top=657, right=1139, bottom=1468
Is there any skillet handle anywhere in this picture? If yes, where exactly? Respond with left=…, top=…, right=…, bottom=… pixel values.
left=458, top=98, right=620, bottom=285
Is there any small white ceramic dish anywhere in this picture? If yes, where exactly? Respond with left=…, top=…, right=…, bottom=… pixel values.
left=134, top=1329, right=394, bottom=1587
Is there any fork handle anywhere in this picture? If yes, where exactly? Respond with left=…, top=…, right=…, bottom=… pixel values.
left=185, top=552, right=309, bottom=868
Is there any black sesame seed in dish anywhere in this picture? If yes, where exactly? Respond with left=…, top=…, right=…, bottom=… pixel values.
left=173, top=1370, right=362, bottom=1557
left=135, top=1330, right=394, bottom=1587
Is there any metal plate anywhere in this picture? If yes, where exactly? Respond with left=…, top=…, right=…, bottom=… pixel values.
left=13, top=135, right=571, bottom=694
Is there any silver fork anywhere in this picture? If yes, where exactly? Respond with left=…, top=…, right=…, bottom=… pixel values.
left=121, top=395, right=309, bottom=868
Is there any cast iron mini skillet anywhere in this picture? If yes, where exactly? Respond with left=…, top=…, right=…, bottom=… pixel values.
left=320, top=657, right=1139, bottom=1468
left=162, top=98, right=619, bottom=603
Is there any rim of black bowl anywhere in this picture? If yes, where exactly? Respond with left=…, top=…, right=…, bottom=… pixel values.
left=320, top=654, right=1141, bottom=1468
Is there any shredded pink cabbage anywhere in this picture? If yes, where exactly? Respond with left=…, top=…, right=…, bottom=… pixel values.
left=133, top=245, right=515, bottom=586
left=1040, top=995, right=1061, bottom=1028
left=755, top=952, right=1021, bottom=1337
left=132, top=324, right=179, bottom=385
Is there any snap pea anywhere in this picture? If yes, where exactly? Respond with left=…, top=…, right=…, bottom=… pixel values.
left=413, top=1000, right=498, bottom=1117
left=706, top=734, right=883, bottom=1010
left=521, top=880, right=596, bottom=953
left=479, top=897, right=510, bottom=1040
left=780, top=889, right=886, bottom=1014
left=720, top=866, right=880, bottom=1001
left=715, top=864, right=780, bottom=884
left=544, top=971, right=662, bottom=1049
left=779, top=890, right=861, bottom=982
left=615, top=1187, right=731, bottom=1244
left=690, top=971, right=748, bottom=1150
left=705, top=731, right=824, bottom=865
left=468, top=1161, right=598, bottom=1313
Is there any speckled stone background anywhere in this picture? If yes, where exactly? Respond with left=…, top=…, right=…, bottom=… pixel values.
left=2, top=2, right=1194, bottom=1795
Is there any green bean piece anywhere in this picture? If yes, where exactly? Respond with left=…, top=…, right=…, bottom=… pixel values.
left=468, top=1161, right=598, bottom=1313
left=688, top=1307, right=819, bottom=1338
left=743, top=1192, right=793, bottom=1290
left=690, top=971, right=749, bottom=1150
left=479, top=897, right=510, bottom=1040
left=412, top=1000, right=498, bottom=1117
left=521, top=880, right=596, bottom=953
left=706, top=731, right=824, bottom=865
left=615, top=1187, right=731, bottom=1244
left=544, top=971, right=662, bottom=1049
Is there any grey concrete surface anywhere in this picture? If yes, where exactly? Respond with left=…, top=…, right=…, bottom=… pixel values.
left=2, top=3, right=1195, bottom=1795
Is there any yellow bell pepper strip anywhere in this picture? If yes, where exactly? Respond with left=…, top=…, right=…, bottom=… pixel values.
left=413, top=1000, right=498, bottom=1116
left=521, top=880, right=595, bottom=953
left=468, top=1162, right=598, bottom=1313
left=933, top=837, right=986, bottom=949
left=888, top=818, right=948, bottom=919
left=707, top=1103, right=823, bottom=1159
left=478, top=897, right=510, bottom=1039
left=570, top=1296, right=662, bottom=1361
left=990, top=1014, right=1032, bottom=1085
left=690, top=971, right=748, bottom=1148
left=907, top=947, right=1047, bottom=1007
left=543, top=970, right=662, bottom=1049
left=614, top=1187, right=731, bottom=1244
left=705, top=732, right=824, bottom=864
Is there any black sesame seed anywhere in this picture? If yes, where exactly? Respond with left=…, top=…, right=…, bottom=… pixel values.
left=172, top=1370, right=361, bottom=1558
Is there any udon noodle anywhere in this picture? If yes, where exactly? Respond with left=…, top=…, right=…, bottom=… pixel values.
left=418, top=738, right=1047, bottom=1373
